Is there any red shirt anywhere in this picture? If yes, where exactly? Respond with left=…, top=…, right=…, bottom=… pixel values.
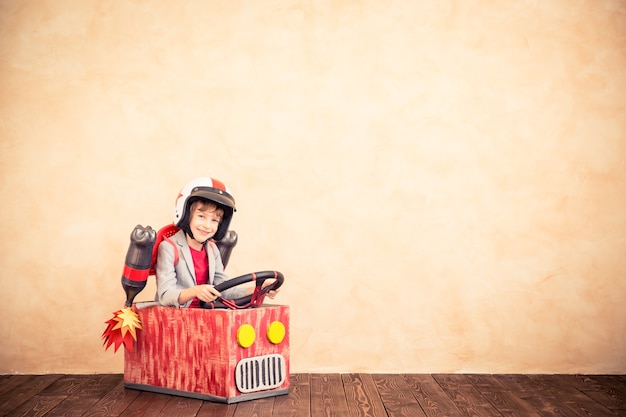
left=189, top=246, right=209, bottom=308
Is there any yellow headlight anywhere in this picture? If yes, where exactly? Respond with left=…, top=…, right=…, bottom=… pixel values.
left=237, top=324, right=256, bottom=348
left=267, top=321, right=286, bottom=344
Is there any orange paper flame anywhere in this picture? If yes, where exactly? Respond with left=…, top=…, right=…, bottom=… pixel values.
left=102, top=307, right=142, bottom=353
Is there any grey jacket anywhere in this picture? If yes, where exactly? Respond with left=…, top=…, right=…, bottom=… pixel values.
left=155, top=230, right=245, bottom=307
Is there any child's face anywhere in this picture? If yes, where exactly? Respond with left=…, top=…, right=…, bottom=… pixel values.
left=188, top=202, right=223, bottom=242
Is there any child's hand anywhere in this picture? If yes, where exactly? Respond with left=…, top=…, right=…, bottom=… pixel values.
left=244, top=280, right=281, bottom=298
left=262, top=280, right=280, bottom=299
left=196, top=284, right=221, bottom=302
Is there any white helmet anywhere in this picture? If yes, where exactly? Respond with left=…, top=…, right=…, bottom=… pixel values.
left=174, top=177, right=236, bottom=241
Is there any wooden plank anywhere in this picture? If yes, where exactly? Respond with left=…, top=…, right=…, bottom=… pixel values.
left=0, top=375, right=37, bottom=397
left=154, top=396, right=203, bottom=417
left=310, top=373, right=350, bottom=417
left=493, top=374, right=579, bottom=417
left=194, top=396, right=236, bottom=417
left=45, top=374, right=122, bottom=416
left=232, top=396, right=275, bottom=417
left=527, top=375, right=618, bottom=417
left=432, top=374, right=502, bottom=417
left=0, top=374, right=62, bottom=416
left=570, top=375, right=626, bottom=413
left=491, top=374, right=538, bottom=394
left=574, top=375, right=626, bottom=395
left=593, top=375, right=626, bottom=397
left=403, top=374, right=468, bottom=417
left=119, top=391, right=172, bottom=417
left=465, top=374, right=544, bottom=417
left=4, top=393, right=68, bottom=417
left=80, top=379, right=141, bottom=416
left=371, top=374, right=426, bottom=417
left=196, top=401, right=236, bottom=417
left=41, top=374, right=94, bottom=395
left=272, top=373, right=311, bottom=417
left=3, top=375, right=94, bottom=417
left=1, top=373, right=624, bottom=416
left=341, top=373, right=387, bottom=417
left=591, top=375, right=626, bottom=396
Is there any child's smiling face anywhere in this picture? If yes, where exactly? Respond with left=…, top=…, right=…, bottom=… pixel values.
left=188, top=201, right=223, bottom=243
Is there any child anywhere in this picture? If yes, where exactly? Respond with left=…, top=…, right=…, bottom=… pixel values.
left=155, top=177, right=278, bottom=308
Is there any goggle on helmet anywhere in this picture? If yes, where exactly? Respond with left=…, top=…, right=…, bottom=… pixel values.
left=174, top=177, right=236, bottom=241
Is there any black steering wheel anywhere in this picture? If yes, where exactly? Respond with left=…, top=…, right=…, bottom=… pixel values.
left=199, top=270, right=284, bottom=309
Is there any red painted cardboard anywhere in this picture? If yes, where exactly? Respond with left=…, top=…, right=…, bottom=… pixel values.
left=124, top=305, right=290, bottom=403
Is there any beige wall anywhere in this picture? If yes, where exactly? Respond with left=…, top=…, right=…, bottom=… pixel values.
left=1, top=0, right=625, bottom=374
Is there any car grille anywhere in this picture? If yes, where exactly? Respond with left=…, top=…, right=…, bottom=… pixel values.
left=235, top=354, right=286, bottom=393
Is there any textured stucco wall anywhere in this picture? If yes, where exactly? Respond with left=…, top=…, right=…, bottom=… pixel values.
left=1, top=0, right=625, bottom=374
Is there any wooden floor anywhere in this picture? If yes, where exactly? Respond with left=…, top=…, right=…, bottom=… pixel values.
left=0, top=373, right=624, bottom=417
